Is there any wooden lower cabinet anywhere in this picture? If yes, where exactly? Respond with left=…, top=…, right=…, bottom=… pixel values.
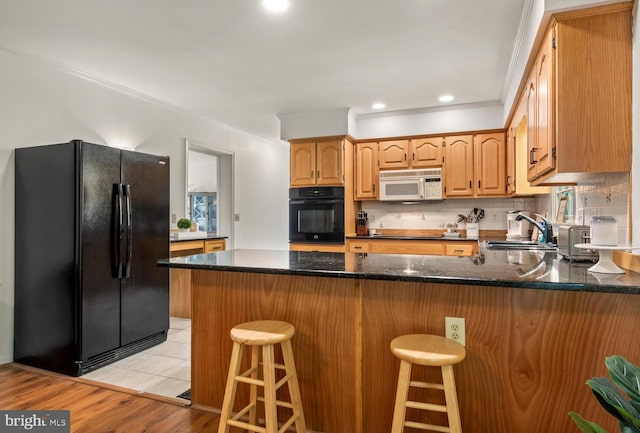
left=289, top=243, right=346, bottom=252
left=169, top=238, right=226, bottom=318
left=204, top=239, right=225, bottom=253
left=347, top=238, right=478, bottom=256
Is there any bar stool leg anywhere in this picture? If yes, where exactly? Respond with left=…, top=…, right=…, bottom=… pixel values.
left=262, top=344, right=278, bottom=433
left=391, top=359, right=412, bottom=433
left=442, top=364, right=462, bottom=433
left=217, top=342, right=243, bottom=433
left=249, top=345, right=259, bottom=426
left=281, top=339, right=308, bottom=433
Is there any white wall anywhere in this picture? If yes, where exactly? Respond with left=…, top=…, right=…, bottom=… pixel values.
left=356, top=102, right=504, bottom=139
left=0, top=47, right=290, bottom=364
left=278, top=108, right=352, bottom=140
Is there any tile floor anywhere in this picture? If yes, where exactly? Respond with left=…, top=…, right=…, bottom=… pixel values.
left=82, top=317, right=191, bottom=400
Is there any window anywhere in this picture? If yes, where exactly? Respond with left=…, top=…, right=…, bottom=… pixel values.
left=553, top=187, right=575, bottom=223
left=190, top=193, right=217, bottom=233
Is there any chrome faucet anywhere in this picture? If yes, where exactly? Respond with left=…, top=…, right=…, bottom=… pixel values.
left=515, top=212, right=553, bottom=243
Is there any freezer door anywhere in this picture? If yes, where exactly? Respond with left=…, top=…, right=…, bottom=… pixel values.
left=80, top=143, right=122, bottom=359
left=120, top=150, right=170, bottom=345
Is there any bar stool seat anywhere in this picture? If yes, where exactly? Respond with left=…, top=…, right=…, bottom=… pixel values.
left=390, top=334, right=466, bottom=433
left=217, top=320, right=307, bottom=433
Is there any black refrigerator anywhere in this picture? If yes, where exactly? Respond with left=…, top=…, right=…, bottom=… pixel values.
left=14, top=140, right=170, bottom=376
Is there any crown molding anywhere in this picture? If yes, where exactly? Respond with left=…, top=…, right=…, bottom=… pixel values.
left=501, top=0, right=536, bottom=102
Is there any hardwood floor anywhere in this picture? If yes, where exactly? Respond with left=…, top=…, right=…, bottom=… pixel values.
left=0, top=363, right=229, bottom=432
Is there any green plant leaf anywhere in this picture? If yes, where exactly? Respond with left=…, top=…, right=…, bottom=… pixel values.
left=569, top=412, right=610, bottom=433
left=588, top=377, right=640, bottom=431
left=607, top=356, right=640, bottom=408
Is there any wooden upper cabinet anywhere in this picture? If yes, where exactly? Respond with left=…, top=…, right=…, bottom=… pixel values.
left=443, top=135, right=474, bottom=197
left=379, top=140, right=409, bottom=169
left=526, top=5, right=632, bottom=185
left=474, top=132, right=506, bottom=196
left=527, top=28, right=555, bottom=182
left=290, top=142, right=316, bottom=186
left=507, top=107, right=550, bottom=196
left=526, top=71, right=538, bottom=182
left=316, top=140, right=343, bottom=185
left=378, top=138, right=443, bottom=169
left=410, top=138, right=443, bottom=168
left=290, top=139, right=343, bottom=187
left=355, top=142, right=379, bottom=200
left=505, top=128, right=516, bottom=196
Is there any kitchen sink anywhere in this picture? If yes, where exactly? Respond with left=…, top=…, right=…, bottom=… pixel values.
left=485, top=240, right=557, bottom=251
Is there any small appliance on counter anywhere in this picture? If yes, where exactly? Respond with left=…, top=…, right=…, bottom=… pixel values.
left=506, top=210, right=530, bottom=239
left=356, top=210, right=369, bottom=236
left=557, top=225, right=598, bottom=262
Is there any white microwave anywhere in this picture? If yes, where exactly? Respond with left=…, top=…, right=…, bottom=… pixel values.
left=379, top=168, right=443, bottom=201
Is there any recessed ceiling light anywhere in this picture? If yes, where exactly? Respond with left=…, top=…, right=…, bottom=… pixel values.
left=263, top=0, right=289, bottom=12
left=439, top=95, right=454, bottom=103
left=372, top=102, right=386, bottom=110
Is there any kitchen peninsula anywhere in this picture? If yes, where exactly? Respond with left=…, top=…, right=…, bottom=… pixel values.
left=158, top=249, right=640, bottom=433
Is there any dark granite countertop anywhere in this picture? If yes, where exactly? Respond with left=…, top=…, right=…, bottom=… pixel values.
left=346, top=234, right=476, bottom=241
left=157, top=248, right=640, bottom=294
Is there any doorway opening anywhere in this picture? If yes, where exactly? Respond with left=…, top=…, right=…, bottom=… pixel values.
left=185, top=139, right=235, bottom=248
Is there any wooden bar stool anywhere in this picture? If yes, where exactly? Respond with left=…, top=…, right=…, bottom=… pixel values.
left=390, top=334, right=466, bottom=433
left=217, top=320, right=307, bottom=433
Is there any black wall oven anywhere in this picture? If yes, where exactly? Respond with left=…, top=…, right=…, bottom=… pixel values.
left=289, top=187, right=344, bottom=243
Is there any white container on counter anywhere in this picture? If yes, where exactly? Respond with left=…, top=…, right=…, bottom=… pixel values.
left=590, top=216, right=618, bottom=246
left=466, top=223, right=479, bottom=239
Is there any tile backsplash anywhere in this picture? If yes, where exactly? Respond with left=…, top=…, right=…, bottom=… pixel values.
left=361, top=197, right=538, bottom=232
left=361, top=171, right=630, bottom=244
left=557, top=172, right=630, bottom=245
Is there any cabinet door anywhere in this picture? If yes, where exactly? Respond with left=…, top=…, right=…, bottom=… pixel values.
left=534, top=29, right=555, bottom=177
left=316, top=140, right=344, bottom=185
left=526, top=75, right=538, bottom=182
left=290, top=142, right=316, bottom=186
left=355, top=142, right=379, bottom=200
left=444, top=135, right=474, bottom=197
left=410, top=138, right=443, bottom=168
left=474, top=132, right=506, bottom=196
left=505, top=128, right=516, bottom=196
left=379, top=140, right=409, bottom=169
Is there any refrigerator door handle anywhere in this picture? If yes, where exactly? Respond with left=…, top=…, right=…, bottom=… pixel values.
left=111, top=184, right=124, bottom=278
left=123, top=184, right=133, bottom=278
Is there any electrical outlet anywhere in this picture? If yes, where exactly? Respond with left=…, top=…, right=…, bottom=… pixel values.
left=491, top=213, right=498, bottom=223
left=445, top=317, right=466, bottom=346
left=171, top=213, right=177, bottom=223
left=234, top=213, right=240, bottom=222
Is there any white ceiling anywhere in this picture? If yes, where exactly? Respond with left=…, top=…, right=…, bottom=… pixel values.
left=0, top=0, right=527, bottom=139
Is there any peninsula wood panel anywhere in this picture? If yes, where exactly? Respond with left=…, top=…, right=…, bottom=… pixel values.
left=191, top=271, right=360, bottom=433
left=361, top=280, right=640, bottom=433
